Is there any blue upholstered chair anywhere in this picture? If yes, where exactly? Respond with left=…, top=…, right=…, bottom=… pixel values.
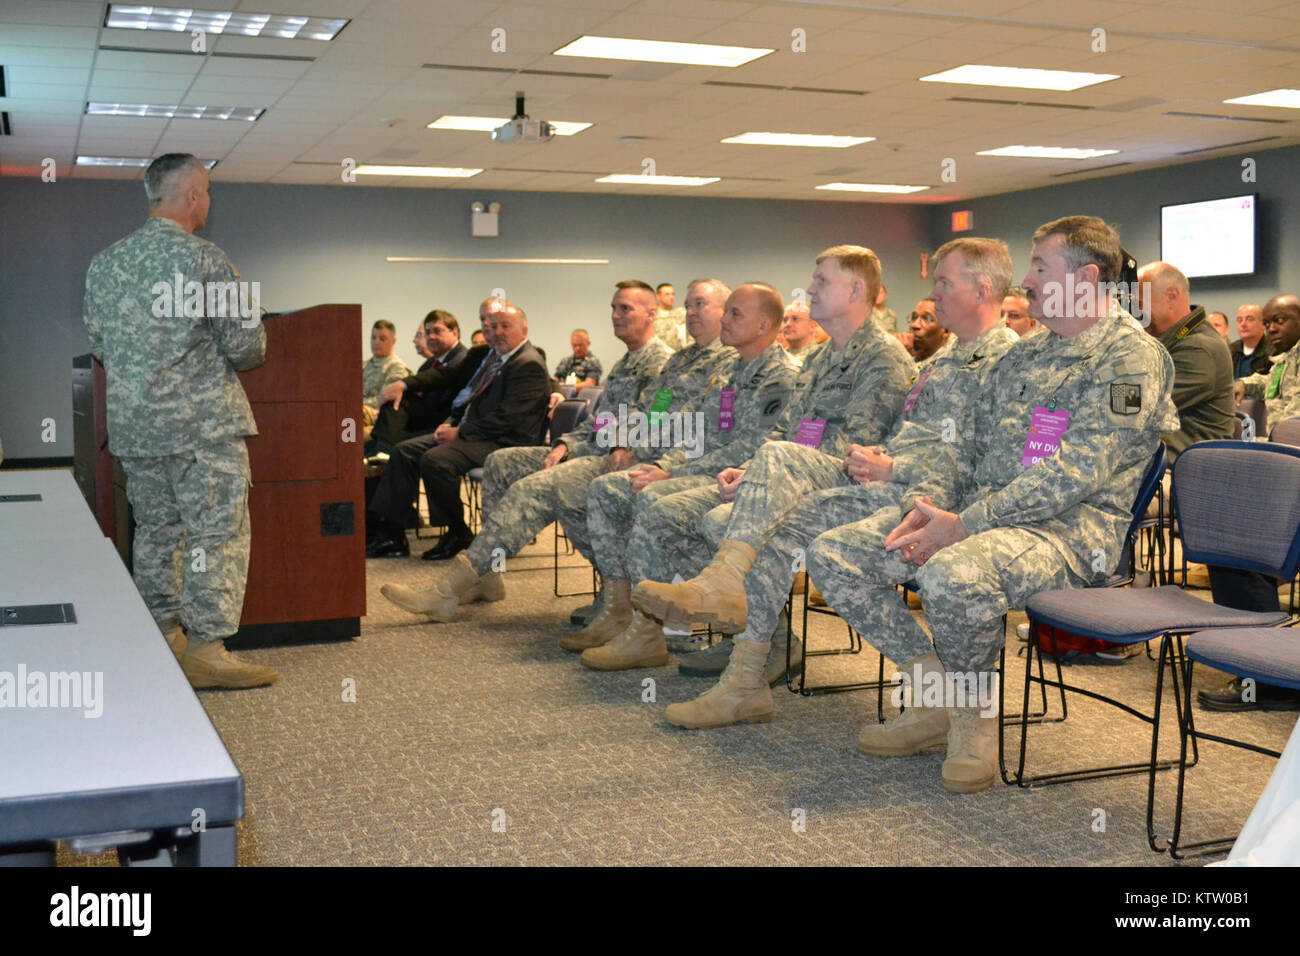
left=1015, top=441, right=1300, bottom=852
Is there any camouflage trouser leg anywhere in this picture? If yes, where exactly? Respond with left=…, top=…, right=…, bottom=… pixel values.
left=462, top=456, right=605, bottom=576
left=701, top=502, right=730, bottom=547
left=586, top=473, right=711, bottom=580
left=482, top=445, right=549, bottom=516
left=628, top=482, right=724, bottom=584
left=811, top=514, right=1083, bottom=674
left=724, top=440, right=852, bottom=549
left=119, top=439, right=252, bottom=643
left=911, top=528, right=1082, bottom=674
left=736, top=483, right=905, bottom=643
left=807, top=508, right=931, bottom=668
left=553, top=459, right=623, bottom=564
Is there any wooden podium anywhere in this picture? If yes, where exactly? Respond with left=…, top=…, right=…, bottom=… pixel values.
left=75, top=303, right=366, bottom=648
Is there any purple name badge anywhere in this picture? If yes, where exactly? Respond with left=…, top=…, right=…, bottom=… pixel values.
left=1021, top=406, right=1070, bottom=466
left=718, top=387, right=736, bottom=431
left=796, top=417, right=827, bottom=449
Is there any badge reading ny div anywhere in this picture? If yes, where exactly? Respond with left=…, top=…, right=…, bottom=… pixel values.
left=1110, top=383, right=1141, bottom=415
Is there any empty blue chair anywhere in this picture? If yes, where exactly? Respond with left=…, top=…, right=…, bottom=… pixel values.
left=1014, top=441, right=1297, bottom=851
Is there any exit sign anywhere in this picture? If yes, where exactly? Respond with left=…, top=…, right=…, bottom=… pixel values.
left=951, top=210, right=973, bottom=232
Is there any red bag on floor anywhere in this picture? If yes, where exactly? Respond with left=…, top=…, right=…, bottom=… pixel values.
left=1034, top=623, right=1124, bottom=656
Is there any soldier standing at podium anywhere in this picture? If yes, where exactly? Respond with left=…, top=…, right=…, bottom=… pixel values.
left=83, top=152, right=278, bottom=690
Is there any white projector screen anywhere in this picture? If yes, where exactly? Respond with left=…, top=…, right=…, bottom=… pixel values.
left=1160, top=194, right=1257, bottom=279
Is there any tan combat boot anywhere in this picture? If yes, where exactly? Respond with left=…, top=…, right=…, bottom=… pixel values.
left=560, top=579, right=633, bottom=651
left=460, top=570, right=505, bottom=605
left=631, top=540, right=756, bottom=634
left=764, top=611, right=800, bottom=687
left=663, top=638, right=772, bottom=729
left=161, top=623, right=187, bottom=663
left=941, top=707, right=1000, bottom=793
left=858, top=652, right=949, bottom=756
left=580, top=610, right=670, bottom=670
left=181, top=640, right=279, bottom=689
left=380, top=553, right=479, bottom=622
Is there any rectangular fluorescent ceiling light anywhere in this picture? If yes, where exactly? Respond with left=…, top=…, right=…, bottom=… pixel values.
left=428, top=115, right=592, bottom=136
left=722, top=132, right=874, bottom=148
left=1223, top=88, right=1300, bottom=109
left=78, top=155, right=216, bottom=169
left=920, top=65, right=1119, bottom=92
left=86, top=102, right=264, bottom=121
left=976, top=145, right=1118, bottom=159
left=554, top=36, right=771, bottom=68
left=596, top=174, right=719, bottom=186
left=105, top=5, right=348, bottom=41
left=354, top=164, right=482, bottom=178
left=816, top=182, right=929, bottom=194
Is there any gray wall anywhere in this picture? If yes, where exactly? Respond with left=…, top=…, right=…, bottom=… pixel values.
left=0, top=180, right=931, bottom=460
left=927, top=145, right=1300, bottom=333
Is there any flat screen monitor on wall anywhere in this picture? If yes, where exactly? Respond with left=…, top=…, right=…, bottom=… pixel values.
left=1160, top=193, right=1257, bottom=279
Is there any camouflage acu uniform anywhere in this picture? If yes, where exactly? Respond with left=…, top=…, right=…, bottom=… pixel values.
left=654, top=307, right=687, bottom=352
left=622, top=319, right=911, bottom=594
left=481, top=339, right=671, bottom=514
left=465, top=338, right=727, bottom=575
left=725, top=322, right=1019, bottom=646
left=872, top=306, right=898, bottom=335
left=721, top=318, right=913, bottom=547
left=808, top=312, right=1178, bottom=676
left=363, top=353, right=411, bottom=412
left=1240, top=340, right=1300, bottom=429
left=585, top=342, right=796, bottom=582
left=784, top=340, right=823, bottom=368
left=83, top=217, right=266, bottom=642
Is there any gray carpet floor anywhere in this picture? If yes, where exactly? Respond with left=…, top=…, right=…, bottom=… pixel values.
left=61, top=527, right=1297, bottom=867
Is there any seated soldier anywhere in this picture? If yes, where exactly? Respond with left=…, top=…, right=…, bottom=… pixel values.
left=1236, top=294, right=1300, bottom=426
left=578, top=283, right=797, bottom=673
left=377, top=278, right=738, bottom=622
left=1001, top=287, right=1037, bottom=337
left=361, top=319, right=410, bottom=438
left=806, top=215, right=1176, bottom=794
left=779, top=301, right=822, bottom=367
left=622, top=246, right=914, bottom=675
left=907, top=298, right=950, bottom=363
left=650, top=238, right=1019, bottom=727
left=553, top=328, right=603, bottom=392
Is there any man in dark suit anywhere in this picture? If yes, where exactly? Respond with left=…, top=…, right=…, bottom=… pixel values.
left=1229, top=302, right=1273, bottom=379
left=367, top=301, right=497, bottom=551
left=368, top=300, right=550, bottom=559
left=368, top=309, right=469, bottom=454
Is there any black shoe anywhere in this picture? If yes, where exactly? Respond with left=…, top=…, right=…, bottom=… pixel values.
left=366, top=533, right=410, bottom=558
left=1197, top=677, right=1300, bottom=712
left=421, top=528, right=475, bottom=561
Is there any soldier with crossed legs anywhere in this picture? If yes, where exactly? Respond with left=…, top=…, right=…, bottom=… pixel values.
left=805, top=216, right=1177, bottom=793
left=654, top=238, right=1020, bottom=729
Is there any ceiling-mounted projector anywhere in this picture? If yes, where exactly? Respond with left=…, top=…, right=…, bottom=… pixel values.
left=492, top=91, right=554, bottom=144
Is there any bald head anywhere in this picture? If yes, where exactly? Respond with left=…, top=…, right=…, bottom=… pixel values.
left=721, top=283, right=784, bottom=361
left=491, top=301, right=528, bottom=354
left=1263, top=294, right=1300, bottom=355
left=1136, top=261, right=1191, bottom=335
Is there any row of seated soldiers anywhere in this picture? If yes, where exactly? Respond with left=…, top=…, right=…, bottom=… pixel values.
left=366, top=218, right=1299, bottom=794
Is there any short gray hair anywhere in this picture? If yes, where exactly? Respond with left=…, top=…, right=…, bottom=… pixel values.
left=144, top=153, right=203, bottom=206
left=933, top=237, right=1014, bottom=301
left=686, top=277, right=732, bottom=303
